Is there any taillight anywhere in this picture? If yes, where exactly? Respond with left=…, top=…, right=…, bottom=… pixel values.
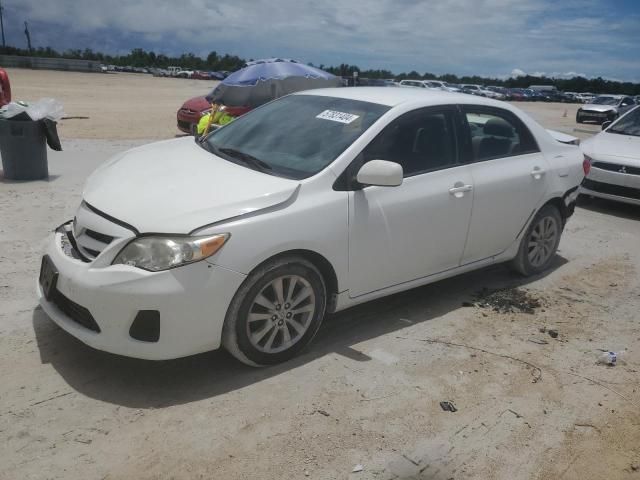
left=583, top=155, right=592, bottom=175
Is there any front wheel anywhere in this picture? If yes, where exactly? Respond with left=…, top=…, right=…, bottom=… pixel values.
left=222, top=257, right=326, bottom=366
left=510, top=205, right=563, bottom=276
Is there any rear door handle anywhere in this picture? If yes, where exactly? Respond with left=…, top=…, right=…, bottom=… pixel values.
left=530, top=167, right=546, bottom=179
left=449, top=184, right=473, bottom=198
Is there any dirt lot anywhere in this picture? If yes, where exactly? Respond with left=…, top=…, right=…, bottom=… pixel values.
left=6, top=68, right=601, bottom=141
left=1, top=69, right=639, bottom=480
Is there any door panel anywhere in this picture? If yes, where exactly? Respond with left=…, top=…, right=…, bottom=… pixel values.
left=460, top=108, right=549, bottom=264
left=348, top=165, right=473, bottom=297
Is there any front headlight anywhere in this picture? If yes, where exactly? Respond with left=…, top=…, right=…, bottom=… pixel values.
left=113, top=234, right=229, bottom=271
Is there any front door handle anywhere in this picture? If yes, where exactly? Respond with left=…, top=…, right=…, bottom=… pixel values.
left=449, top=183, right=473, bottom=198
left=530, top=167, right=546, bottom=179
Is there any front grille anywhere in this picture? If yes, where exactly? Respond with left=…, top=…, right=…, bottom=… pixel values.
left=51, top=288, right=101, bottom=333
left=74, top=222, right=117, bottom=260
left=177, top=119, right=192, bottom=130
left=85, top=229, right=115, bottom=244
left=592, top=161, right=640, bottom=176
left=582, top=178, right=640, bottom=200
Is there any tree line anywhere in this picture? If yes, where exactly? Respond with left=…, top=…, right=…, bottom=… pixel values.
left=2, top=46, right=638, bottom=95
left=320, top=63, right=640, bottom=95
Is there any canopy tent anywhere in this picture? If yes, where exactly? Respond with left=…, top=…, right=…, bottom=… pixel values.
left=207, top=58, right=342, bottom=108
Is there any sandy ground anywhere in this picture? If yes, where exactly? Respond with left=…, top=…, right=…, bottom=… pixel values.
left=6, top=68, right=600, bottom=141
left=6, top=68, right=217, bottom=140
left=1, top=69, right=639, bottom=480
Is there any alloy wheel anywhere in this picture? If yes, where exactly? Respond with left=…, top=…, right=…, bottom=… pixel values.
left=527, top=216, right=558, bottom=268
left=245, top=275, right=316, bottom=354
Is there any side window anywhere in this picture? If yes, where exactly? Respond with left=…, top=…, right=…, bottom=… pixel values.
left=362, top=109, right=458, bottom=177
left=464, top=109, right=538, bottom=162
left=622, top=97, right=635, bottom=106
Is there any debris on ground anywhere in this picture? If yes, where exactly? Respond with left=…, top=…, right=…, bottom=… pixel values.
left=352, top=464, right=364, bottom=473
left=467, top=287, right=543, bottom=314
left=440, top=401, right=458, bottom=412
left=597, top=351, right=621, bottom=366
left=548, top=329, right=559, bottom=339
left=529, top=339, right=549, bottom=345
left=313, top=409, right=330, bottom=417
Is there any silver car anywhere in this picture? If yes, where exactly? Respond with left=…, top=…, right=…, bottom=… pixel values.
left=576, top=95, right=636, bottom=124
left=580, top=106, right=640, bottom=206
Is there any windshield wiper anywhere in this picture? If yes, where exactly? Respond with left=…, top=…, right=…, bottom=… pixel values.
left=218, top=147, right=273, bottom=173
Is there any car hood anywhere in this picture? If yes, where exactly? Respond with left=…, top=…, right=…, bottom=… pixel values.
left=581, top=131, right=640, bottom=163
left=83, top=137, right=300, bottom=233
left=180, top=96, right=210, bottom=112
left=581, top=103, right=617, bottom=112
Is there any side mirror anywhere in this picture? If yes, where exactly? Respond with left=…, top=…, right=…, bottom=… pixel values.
left=356, top=160, right=403, bottom=187
left=601, top=120, right=612, bottom=131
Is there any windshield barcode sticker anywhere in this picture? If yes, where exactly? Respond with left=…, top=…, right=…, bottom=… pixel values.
left=316, top=110, right=360, bottom=124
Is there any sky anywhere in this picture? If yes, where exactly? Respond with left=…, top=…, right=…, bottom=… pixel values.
left=4, top=0, right=640, bottom=81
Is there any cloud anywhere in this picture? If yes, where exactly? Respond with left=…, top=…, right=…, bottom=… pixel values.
left=5, top=0, right=640, bottom=80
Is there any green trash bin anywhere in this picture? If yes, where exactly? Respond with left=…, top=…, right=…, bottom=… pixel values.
left=0, top=119, right=48, bottom=180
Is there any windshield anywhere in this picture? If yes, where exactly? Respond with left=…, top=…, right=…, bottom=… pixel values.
left=608, top=107, right=640, bottom=136
left=205, top=95, right=389, bottom=179
left=592, top=96, right=619, bottom=105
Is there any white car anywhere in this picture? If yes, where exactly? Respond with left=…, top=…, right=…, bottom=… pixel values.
left=423, top=80, right=461, bottom=93
left=576, top=95, right=637, bottom=124
left=460, top=84, right=503, bottom=99
left=398, top=80, right=439, bottom=90
left=38, top=88, right=584, bottom=365
left=580, top=106, right=640, bottom=205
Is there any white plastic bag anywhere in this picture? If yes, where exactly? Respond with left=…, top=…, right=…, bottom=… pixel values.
left=26, top=98, right=66, bottom=121
left=0, top=101, right=29, bottom=119
left=0, top=98, right=65, bottom=121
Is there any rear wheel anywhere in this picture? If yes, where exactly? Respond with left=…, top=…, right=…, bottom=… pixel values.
left=510, top=205, right=563, bottom=276
left=222, top=257, right=326, bottom=366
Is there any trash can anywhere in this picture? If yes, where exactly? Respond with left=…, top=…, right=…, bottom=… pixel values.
left=0, top=119, right=48, bottom=180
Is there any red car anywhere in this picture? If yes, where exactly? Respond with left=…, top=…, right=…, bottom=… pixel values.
left=176, top=95, right=251, bottom=134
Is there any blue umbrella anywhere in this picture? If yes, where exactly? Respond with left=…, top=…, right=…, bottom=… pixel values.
left=209, top=58, right=342, bottom=107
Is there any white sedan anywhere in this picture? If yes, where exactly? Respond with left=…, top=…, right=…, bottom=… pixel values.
left=581, top=106, right=640, bottom=205
left=38, top=88, right=585, bottom=365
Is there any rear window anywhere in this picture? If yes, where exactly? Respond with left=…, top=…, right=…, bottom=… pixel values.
left=464, top=108, right=539, bottom=161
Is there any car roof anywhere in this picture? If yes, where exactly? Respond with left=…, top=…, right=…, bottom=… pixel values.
left=295, top=86, right=504, bottom=107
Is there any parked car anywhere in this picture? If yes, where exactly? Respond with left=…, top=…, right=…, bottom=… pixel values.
left=191, top=71, right=211, bottom=80
left=508, top=89, right=525, bottom=101
left=576, top=95, right=636, bottom=124
left=38, top=88, right=584, bottom=365
left=460, top=84, right=503, bottom=99
left=423, top=80, right=461, bottom=92
left=538, top=90, right=571, bottom=103
left=580, top=106, right=640, bottom=205
left=485, top=86, right=509, bottom=100
left=398, top=80, right=435, bottom=89
left=176, top=70, right=195, bottom=78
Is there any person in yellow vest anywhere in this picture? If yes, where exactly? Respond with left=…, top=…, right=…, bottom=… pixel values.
left=197, top=105, right=236, bottom=136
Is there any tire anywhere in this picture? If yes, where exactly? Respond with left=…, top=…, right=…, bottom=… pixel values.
left=222, top=256, right=327, bottom=366
left=510, top=205, right=563, bottom=276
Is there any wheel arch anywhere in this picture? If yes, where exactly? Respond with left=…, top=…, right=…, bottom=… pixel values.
left=542, top=186, right=578, bottom=225
left=246, top=249, right=340, bottom=312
